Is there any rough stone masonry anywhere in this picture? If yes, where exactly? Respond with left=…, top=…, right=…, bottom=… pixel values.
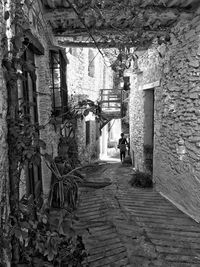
left=129, top=10, right=200, bottom=222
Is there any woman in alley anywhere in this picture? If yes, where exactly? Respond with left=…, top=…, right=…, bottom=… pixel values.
left=118, top=133, right=129, bottom=163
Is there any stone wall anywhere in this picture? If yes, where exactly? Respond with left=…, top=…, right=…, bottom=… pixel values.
left=129, top=74, right=144, bottom=169
left=0, top=0, right=10, bottom=230
left=129, top=49, right=161, bottom=171
left=67, top=48, right=104, bottom=102
left=129, top=10, right=200, bottom=221
left=24, top=1, right=60, bottom=198
left=76, top=118, right=100, bottom=164
left=154, top=12, right=200, bottom=222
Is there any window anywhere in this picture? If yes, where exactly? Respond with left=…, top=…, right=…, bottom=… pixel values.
left=69, top=48, right=78, bottom=57
left=19, top=47, right=42, bottom=198
left=22, top=48, right=38, bottom=123
left=50, top=49, right=68, bottom=120
left=72, top=48, right=78, bottom=57
left=86, top=121, right=90, bottom=145
left=88, top=49, right=95, bottom=77
left=123, top=76, right=130, bottom=91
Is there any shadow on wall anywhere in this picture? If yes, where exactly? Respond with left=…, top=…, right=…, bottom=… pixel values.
left=143, top=144, right=153, bottom=174
left=131, top=149, right=135, bottom=168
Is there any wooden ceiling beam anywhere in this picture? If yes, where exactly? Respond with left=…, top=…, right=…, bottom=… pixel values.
left=57, top=41, right=139, bottom=48
left=55, top=28, right=167, bottom=37
left=57, top=39, right=152, bottom=51
left=56, top=27, right=166, bottom=49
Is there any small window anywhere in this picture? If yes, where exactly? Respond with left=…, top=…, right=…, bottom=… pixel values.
left=88, top=49, right=95, bottom=77
left=86, top=121, right=90, bottom=145
left=50, top=49, right=68, bottom=119
left=68, top=48, right=72, bottom=54
left=123, top=76, right=130, bottom=91
left=72, top=48, right=78, bottom=57
left=69, top=48, right=78, bottom=57
left=19, top=47, right=42, bottom=197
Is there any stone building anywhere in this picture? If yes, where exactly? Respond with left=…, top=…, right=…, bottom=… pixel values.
left=66, top=47, right=114, bottom=164
left=19, top=1, right=66, bottom=200
left=0, top=0, right=115, bottom=214
left=0, top=0, right=68, bottom=208
left=129, top=8, right=200, bottom=222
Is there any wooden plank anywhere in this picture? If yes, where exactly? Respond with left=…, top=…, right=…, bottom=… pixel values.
left=100, top=100, right=121, bottom=103
left=135, top=217, right=198, bottom=227
left=88, top=247, right=126, bottom=262
left=151, top=238, right=200, bottom=249
left=156, top=245, right=200, bottom=254
left=129, top=212, right=192, bottom=220
left=147, top=228, right=200, bottom=238
left=139, top=80, right=160, bottom=90
left=129, top=210, right=187, bottom=219
left=123, top=206, right=187, bottom=216
left=143, top=222, right=200, bottom=232
left=90, top=252, right=127, bottom=267
left=163, top=254, right=200, bottom=263
left=58, top=40, right=136, bottom=48
left=89, top=242, right=126, bottom=256
left=147, top=232, right=200, bottom=244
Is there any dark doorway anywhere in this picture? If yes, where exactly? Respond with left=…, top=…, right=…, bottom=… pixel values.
left=143, top=89, right=154, bottom=173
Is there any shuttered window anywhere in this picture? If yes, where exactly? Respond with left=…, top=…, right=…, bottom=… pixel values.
left=50, top=48, right=68, bottom=120
left=19, top=47, right=42, bottom=198
left=86, top=121, right=90, bottom=145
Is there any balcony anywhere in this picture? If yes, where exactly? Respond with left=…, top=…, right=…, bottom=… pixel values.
left=100, top=89, right=123, bottom=118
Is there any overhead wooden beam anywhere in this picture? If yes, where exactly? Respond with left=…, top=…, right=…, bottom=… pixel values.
left=58, top=41, right=128, bottom=48
left=55, top=28, right=167, bottom=37
left=57, top=40, right=151, bottom=49
left=56, top=26, right=162, bottom=49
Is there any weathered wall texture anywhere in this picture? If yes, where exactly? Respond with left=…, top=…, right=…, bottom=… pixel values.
left=76, top=118, right=100, bottom=164
left=154, top=13, right=200, bottom=222
left=67, top=48, right=105, bottom=102
left=67, top=48, right=114, bottom=164
left=129, top=74, right=144, bottom=169
left=129, top=49, right=161, bottom=171
left=129, top=11, right=200, bottom=221
left=0, top=0, right=10, bottom=229
left=26, top=2, right=60, bottom=198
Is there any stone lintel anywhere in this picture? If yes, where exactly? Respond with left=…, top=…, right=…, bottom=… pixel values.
left=139, top=80, right=160, bottom=90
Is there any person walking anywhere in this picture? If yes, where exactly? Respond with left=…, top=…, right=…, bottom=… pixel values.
left=118, top=133, right=128, bottom=163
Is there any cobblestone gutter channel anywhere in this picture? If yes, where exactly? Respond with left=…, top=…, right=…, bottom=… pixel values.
left=73, top=162, right=200, bottom=267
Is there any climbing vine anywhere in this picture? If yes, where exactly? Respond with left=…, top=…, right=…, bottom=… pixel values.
left=0, top=0, right=90, bottom=265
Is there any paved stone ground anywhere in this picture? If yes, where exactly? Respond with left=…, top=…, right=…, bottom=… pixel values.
left=74, top=159, right=200, bottom=267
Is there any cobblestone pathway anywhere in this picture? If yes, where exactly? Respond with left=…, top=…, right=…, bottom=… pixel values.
left=74, top=160, right=200, bottom=267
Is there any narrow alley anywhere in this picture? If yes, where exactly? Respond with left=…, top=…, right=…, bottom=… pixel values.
left=3, top=1, right=200, bottom=266
left=74, top=159, right=200, bottom=267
